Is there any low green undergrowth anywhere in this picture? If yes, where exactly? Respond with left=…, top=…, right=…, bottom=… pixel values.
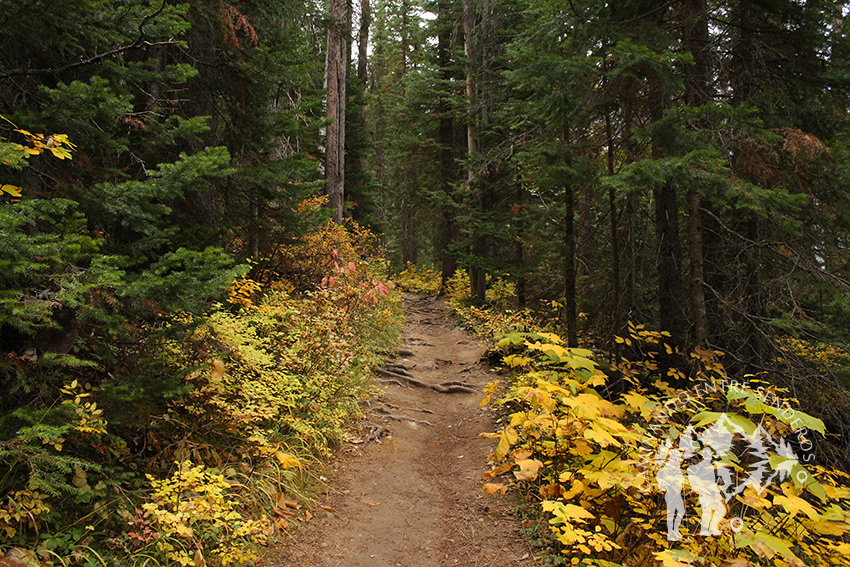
left=0, top=220, right=402, bottom=566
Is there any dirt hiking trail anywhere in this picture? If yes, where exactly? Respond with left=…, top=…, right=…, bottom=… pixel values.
left=263, top=294, right=538, bottom=567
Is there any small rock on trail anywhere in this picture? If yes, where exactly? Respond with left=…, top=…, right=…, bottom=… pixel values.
left=263, top=294, right=537, bottom=567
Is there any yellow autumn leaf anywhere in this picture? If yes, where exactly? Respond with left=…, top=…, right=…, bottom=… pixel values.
left=0, top=184, right=22, bottom=197
left=569, top=439, right=594, bottom=456
left=495, top=427, right=518, bottom=460
left=741, top=531, right=805, bottom=567
left=595, top=417, right=630, bottom=436
left=509, top=412, right=527, bottom=427
left=802, top=518, right=847, bottom=536
left=560, top=479, right=587, bottom=500
left=510, top=447, right=534, bottom=460
left=513, top=458, right=544, bottom=481
left=737, top=486, right=771, bottom=509
left=50, top=145, right=73, bottom=159
left=535, top=332, right=564, bottom=344
left=543, top=501, right=595, bottom=521
left=622, top=392, right=650, bottom=410
left=773, top=494, right=819, bottom=520
left=275, top=451, right=302, bottom=469
left=824, top=483, right=850, bottom=500
left=503, top=354, right=532, bottom=367
left=586, top=372, right=607, bottom=387
left=655, top=549, right=695, bottom=567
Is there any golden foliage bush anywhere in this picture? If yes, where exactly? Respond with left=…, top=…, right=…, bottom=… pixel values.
left=141, top=461, right=272, bottom=566
left=394, top=263, right=441, bottom=296
left=483, top=328, right=850, bottom=567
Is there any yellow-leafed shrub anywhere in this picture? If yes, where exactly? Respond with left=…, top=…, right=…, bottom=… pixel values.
left=483, top=328, right=850, bottom=567
left=142, top=461, right=271, bottom=566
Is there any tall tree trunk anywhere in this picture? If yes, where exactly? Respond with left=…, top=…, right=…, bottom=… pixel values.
left=731, top=0, right=764, bottom=368
left=655, top=178, right=684, bottom=341
left=604, top=106, right=622, bottom=350
left=563, top=127, right=578, bottom=347
left=682, top=0, right=711, bottom=346
left=564, top=180, right=578, bottom=348
left=649, top=75, right=685, bottom=342
left=437, top=0, right=457, bottom=291
left=357, top=0, right=369, bottom=86
left=480, top=0, right=491, bottom=127
left=515, top=172, right=527, bottom=308
left=462, top=0, right=478, bottom=169
left=622, top=93, right=637, bottom=319
left=462, top=0, right=483, bottom=301
left=325, top=0, right=348, bottom=223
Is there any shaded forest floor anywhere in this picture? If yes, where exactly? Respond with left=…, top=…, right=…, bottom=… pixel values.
left=261, top=294, right=538, bottom=567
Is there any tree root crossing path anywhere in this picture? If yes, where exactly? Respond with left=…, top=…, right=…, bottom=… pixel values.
left=265, top=294, right=537, bottom=567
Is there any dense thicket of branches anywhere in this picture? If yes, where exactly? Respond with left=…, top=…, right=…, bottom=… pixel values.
left=357, top=0, right=850, bottom=456
left=0, top=0, right=333, bottom=534
left=361, top=1, right=850, bottom=354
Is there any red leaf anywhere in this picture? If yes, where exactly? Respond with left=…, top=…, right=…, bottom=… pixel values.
left=378, top=282, right=389, bottom=296
left=348, top=261, right=356, bottom=272
left=328, top=276, right=335, bottom=288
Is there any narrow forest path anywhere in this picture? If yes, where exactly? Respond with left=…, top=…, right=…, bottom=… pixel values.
left=263, top=294, right=538, bottom=567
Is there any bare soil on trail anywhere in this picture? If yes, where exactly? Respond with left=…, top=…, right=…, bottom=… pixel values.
left=263, top=294, right=538, bottom=567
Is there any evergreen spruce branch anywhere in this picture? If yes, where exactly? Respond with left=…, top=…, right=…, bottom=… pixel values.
left=0, top=1, right=173, bottom=80
left=701, top=207, right=850, bottom=293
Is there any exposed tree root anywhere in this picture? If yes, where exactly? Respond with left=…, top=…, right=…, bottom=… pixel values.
left=377, top=377, right=409, bottom=388
left=363, top=420, right=390, bottom=443
left=377, top=402, right=434, bottom=415
left=384, top=363, right=415, bottom=376
left=375, top=411, right=434, bottom=427
left=374, top=367, right=476, bottom=394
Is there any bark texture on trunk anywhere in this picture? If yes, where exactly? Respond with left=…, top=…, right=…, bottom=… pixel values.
left=682, top=0, right=711, bottom=346
left=325, top=0, right=348, bottom=223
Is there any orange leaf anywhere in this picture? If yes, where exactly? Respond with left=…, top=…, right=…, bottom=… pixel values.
left=482, top=483, right=508, bottom=495
left=483, top=463, right=513, bottom=480
left=209, top=359, right=224, bottom=383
